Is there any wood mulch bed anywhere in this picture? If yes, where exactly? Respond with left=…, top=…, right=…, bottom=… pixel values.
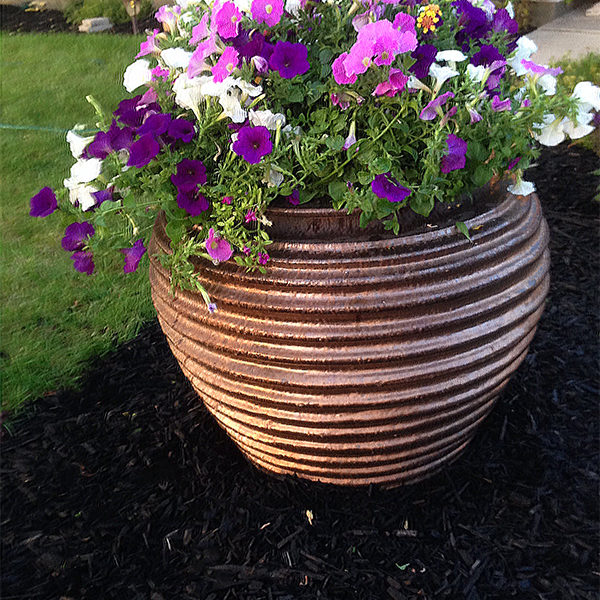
left=2, top=143, right=599, bottom=599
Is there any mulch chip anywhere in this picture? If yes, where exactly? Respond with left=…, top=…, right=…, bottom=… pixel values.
left=2, top=145, right=599, bottom=599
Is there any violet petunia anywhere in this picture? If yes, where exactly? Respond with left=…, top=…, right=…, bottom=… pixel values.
left=491, top=95, right=511, bottom=112
left=441, top=134, right=467, bottom=173
left=168, top=118, right=195, bottom=143
left=138, top=113, right=172, bottom=137
left=287, top=189, right=300, bottom=205
left=127, top=134, right=160, bottom=168
left=121, top=239, right=147, bottom=273
left=91, top=188, right=113, bottom=206
left=270, top=41, right=310, bottom=79
left=176, top=189, right=210, bottom=216
left=251, top=0, right=284, bottom=27
left=86, top=131, right=113, bottom=159
left=71, top=251, right=95, bottom=275
left=371, top=173, right=411, bottom=203
left=205, top=228, right=233, bottom=262
left=507, top=156, right=521, bottom=170
left=171, top=159, right=207, bottom=192
left=419, top=91, right=455, bottom=120
left=232, top=126, right=273, bottom=164
left=61, top=221, right=95, bottom=252
left=373, top=68, right=409, bottom=97
left=108, top=120, right=134, bottom=151
left=258, top=251, right=269, bottom=265
left=30, top=187, right=57, bottom=217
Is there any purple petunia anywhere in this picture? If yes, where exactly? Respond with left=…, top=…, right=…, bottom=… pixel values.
left=30, top=187, right=57, bottom=217
left=71, top=251, right=95, bottom=275
left=441, top=134, right=467, bottom=173
left=108, top=120, right=134, bottom=151
left=409, top=44, right=437, bottom=79
left=171, top=159, right=207, bottom=192
left=127, top=134, right=160, bottom=168
left=91, top=188, right=113, bottom=206
left=86, top=131, right=113, bottom=159
left=471, top=44, right=506, bottom=90
left=371, top=173, right=411, bottom=203
left=419, top=91, right=455, bottom=120
left=121, top=239, right=147, bottom=273
left=453, top=0, right=490, bottom=48
left=138, top=113, right=172, bottom=137
left=491, top=95, right=511, bottom=112
left=287, top=189, right=300, bottom=205
left=205, top=228, right=233, bottom=262
left=507, top=156, right=521, bottom=170
left=61, top=221, right=95, bottom=252
left=168, top=119, right=195, bottom=143
left=270, top=41, right=310, bottom=79
left=232, top=126, right=273, bottom=164
left=258, top=252, right=269, bottom=265
left=176, top=190, right=209, bottom=216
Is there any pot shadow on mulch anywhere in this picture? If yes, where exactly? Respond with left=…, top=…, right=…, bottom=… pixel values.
left=2, top=143, right=599, bottom=600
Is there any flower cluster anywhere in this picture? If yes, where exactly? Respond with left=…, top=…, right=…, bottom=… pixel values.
left=30, top=0, right=599, bottom=307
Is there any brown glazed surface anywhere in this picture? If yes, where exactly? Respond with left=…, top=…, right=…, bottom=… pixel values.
left=148, top=192, right=550, bottom=487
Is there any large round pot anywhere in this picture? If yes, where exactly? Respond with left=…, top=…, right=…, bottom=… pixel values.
left=148, top=189, right=550, bottom=487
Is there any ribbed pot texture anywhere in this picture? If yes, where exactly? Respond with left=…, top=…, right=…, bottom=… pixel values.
left=149, top=191, right=550, bottom=487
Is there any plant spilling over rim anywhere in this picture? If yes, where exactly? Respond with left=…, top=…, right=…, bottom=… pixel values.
left=31, top=0, right=600, bottom=309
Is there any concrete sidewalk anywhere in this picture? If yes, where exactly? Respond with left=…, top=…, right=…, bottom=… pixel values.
left=529, top=2, right=600, bottom=64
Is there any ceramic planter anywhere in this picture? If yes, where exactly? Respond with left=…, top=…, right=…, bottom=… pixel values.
left=148, top=189, right=550, bottom=487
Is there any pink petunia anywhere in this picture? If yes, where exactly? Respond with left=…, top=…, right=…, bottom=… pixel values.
left=212, top=46, right=239, bottom=82
left=205, top=228, right=233, bottom=262
left=213, top=2, right=242, bottom=39
left=251, top=0, right=284, bottom=27
left=373, top=68, right=408, bottom=97
left=332, top=53, right=357, bottom=85
left=136, top=29, right=160, bottom=59
left=189, top=13, right=210, bottom=46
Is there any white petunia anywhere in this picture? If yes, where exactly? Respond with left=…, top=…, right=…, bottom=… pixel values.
left=70, top=157, right=102, bottom=183
left=508, top=36, right=538, bottom=76
left=173, top=74, right=211, bottom=116
left=436, top=50, right=467, bottom=63
left=161, top=47, right=193, bottom=70
left=66, top=128, right=93, bottom=159
left=123, top=59, right=152, bottom=93
left=466, top=64, right=487, bottom=83
left=285, top=0, right=302, bottom=16
left=537, top=73, right=557, bottom=96
left=508, top=178, right=536, bottom=196
left=429, top=63, right=459, bottom=92
left=532, top=114, right=565, bottom=146
left=406, top=75, right=432, bottom=93
left=63, top=180, right=99, bottom=211
left=249, top=109, right=286, bottom=130
left=506, top=1, right=515, bottom=17
left=572, top=81, right=600, bottom=112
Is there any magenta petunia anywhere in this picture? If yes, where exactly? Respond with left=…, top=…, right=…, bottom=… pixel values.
left=258, top=251, right=269, bottom=265
left=245, top=209, right=257, bottom=223
left=168, top=119, right=195, bottom=143
left=189, top=13, right=210, bottom=46
left=71, top=251, right=95, bottom=275
left=373, top=68, right=408, bottom=97
left=332, top=53, right=357, bottom=85
left=357, top=18, right=416, bottom=67
left=520, top=59, right=563, bottom=76
left=151, top=65, right=170, bottom=82
left=171, top=159, right=207, bottom=192
left=61, top=221, right=95, bottom=252
left=30, top=187, right=57, bottom=217
left=269, top=41, right=310, bottom=79
left=127, top=134, right=160, bottom=168
left=232, top=126, right=273, bottom=164
left=213, top=2, right=242, bottom=39
left=212, top=46, right=239, bottom=83
left=251, top=0, right=284, bottom=27
left=222, top=196, right=233, bottom=205
left=188, top=35, right=219, bottom=78
left=121, top=239, right=147, bottom=273
left=205, top=228, right=233, bottom=262
left=441, top=134, right=467, bottom=173
left=507, top=156, right=521, bottom=170
left=371, top=173, right=411, bottom=203
left=176, top=190, right=210, bottom=216
left=419, top=91, right=455, bottom=120
left=136, top=28, right=160, bottom=58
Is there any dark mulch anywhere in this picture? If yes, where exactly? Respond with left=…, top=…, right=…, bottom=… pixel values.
left=0, top=4, right=159, bottom=34
left=2, top=143, right=599, bottom=600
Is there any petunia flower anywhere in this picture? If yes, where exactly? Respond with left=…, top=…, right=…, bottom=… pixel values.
left=429, top=63, right=459, bottom=93
left=138, top=113, right=172, bottom=137
left=258, top=251, right=269, bottom=265
left=287, top=189, right=300, bottom=205
left=176, top=189, right=210, bottom=215
left=168, top=118, right=195, bottom=143
left=419, top=91, right=455, bottom=120
left=171, top=159, right=207, bottom=191
left=136, top=29, right=161, bottom=58
left=249, top=109, right=286, bottom=130
left=212, top=46, right=239, bottom=83
left=205, top=228, right=233, bottom=262
left=373, top=68, right=409, bottom=97
left=61, top=221, right=95, bottom=251
left=66, top=129, right=94, bottom=159
left=251, top=0, right=284, bottom=26
left=123, top=59, right=152, bottom=93
left=245, top=209, right=257, bottom=223
left=409, top=44, right=437, bottom=79
left=189, top=13, right=210, bottom=46
left=467, top=106, right=483, bottom=123
left=270, top=41, right=310, bottom=79
left=532, top=114, right=565, bottom=146
left=161, top=47, right=193, bottom=70
left=213, top=2, right=243, bottom=39
left=441, top=134, right=467, bottom=173
left=155, top=4, right=181, bottom=32
left=491, top=95, right=511, bottom=112
left=127, top=134, right=160, bottom=168
left=71, top=251, right=95, bottom=275
left=232, top=126, right=273, bottom=164
left=222, top=196, right=233, bottom=205
left=332, top=53, right=357, bottom=85
left=508, top=177, right=536, bottom=196
left=371, top=173, right=411, bottom=203
left=121, top=239, right=147, bottom=273
left=30, top=187, right=57, bottom=217
left=188, top=35, right=219, bottom=78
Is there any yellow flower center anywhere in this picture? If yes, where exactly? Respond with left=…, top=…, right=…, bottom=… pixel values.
left=265, top=4, right=273, bottom=13
left=362, top=56, right=371, bottom=68
left=226, top=62, right=234, bottom=72
left=210, top=240, right=219, bottom=250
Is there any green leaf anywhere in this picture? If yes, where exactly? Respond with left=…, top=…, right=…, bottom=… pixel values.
left=371, top=156, right=391, bottom=175
left=409, top=194, right=434, bottom=216
left=165, top=220, right=185, bottom=244
left=472, top=165, right=493, bottom=188
left=455, top=221, right=472, bottom=241
left=325, top=135, right=345, bottom=151
left=357, top=171, right=372, bottom=186
left=328, top=181, right=347, bottom=202
left=288, top=86, right=304, bottom=103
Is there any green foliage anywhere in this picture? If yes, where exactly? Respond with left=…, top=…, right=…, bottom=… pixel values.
left=64, top=0, right=152, bottom=25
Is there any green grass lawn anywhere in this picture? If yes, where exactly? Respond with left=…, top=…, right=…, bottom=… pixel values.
left=1, top=33, right=155, bottom=413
